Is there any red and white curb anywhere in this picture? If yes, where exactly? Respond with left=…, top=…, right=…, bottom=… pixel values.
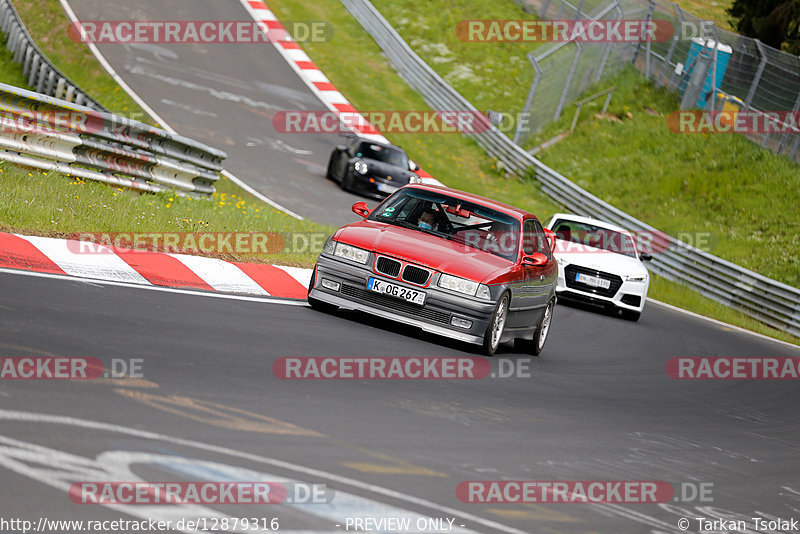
left=0, top=233, right=312, bottom=299
left=239, top=0, right=441, bottom=186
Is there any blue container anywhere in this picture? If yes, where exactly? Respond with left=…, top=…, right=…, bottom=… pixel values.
left=684, top=38, right=732, bottom=108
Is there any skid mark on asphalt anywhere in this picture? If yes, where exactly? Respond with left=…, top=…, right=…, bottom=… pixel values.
left=113, top=389, right=450, bottom=477
left=114, top=389, right=322, bottom=436
left=487, top=504, right=581, bottom=523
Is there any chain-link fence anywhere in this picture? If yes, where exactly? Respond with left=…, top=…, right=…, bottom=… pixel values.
left=514, top=0, right=800, bottom=163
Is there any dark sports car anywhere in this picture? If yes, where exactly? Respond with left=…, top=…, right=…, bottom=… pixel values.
left=308, top=184, right=559, bottom=356
left=326, top=138, right=421, bottom=199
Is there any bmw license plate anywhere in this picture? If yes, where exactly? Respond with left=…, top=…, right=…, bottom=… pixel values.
left=576, top=272, right=611, bottom=289
left=368, top=277, right=426, bottom=305
left=376, top=183, right=399, bottom=194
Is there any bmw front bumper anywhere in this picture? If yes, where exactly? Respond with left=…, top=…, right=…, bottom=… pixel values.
left=309, top=254, right=497, bottom=346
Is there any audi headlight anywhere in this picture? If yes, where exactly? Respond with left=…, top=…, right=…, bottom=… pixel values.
left=354, top=160, right=368, bottom=175
left=625, top=274, right=647, bottom=282
left=438, top=273, right=483, bottom=297
left=333, top=242, right=370, bottom=264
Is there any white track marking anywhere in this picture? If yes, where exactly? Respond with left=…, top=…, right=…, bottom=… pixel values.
left=0, top=267, right=306, bottom=306
left=170, top=254, right=270, bottom=295
left=58, top=0, right=304, bottom=221
left=647, top=297, right=800, bottom=351
left=0, top=410, right=525, bottom=534
left=17, top=234, right=149, bottom=285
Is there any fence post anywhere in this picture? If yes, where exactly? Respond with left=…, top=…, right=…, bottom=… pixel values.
left=595, top=1, right=621, bottom=83
left=514, top=53, right=542, bottom=144
left=555, top=42, right=582, bottom=121
left=576, top=0, right=586, bottom=18
left=777, top=72, right=800, bottom=155
left=708, top=24, right=721, bottom=113
left=540, top=0, right=552, bottom=18
left=743, top=40, right=767, bottom=111
left=644, top=0, right=655, bottom=78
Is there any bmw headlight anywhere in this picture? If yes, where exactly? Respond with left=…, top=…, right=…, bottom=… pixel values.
left=333, top=242, right=370, bottom=264
left=625, top=274, right=647, bottom=282
left=322, top=236, right=336, bottom=255
left=354, top=160, right=368, bottom=175
left=438, top=273, right=488, bottom=298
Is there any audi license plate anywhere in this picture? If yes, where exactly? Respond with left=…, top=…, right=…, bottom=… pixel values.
left=576, top=273, right=611, bottom=289
left=367, top=277, right=426, bottom=305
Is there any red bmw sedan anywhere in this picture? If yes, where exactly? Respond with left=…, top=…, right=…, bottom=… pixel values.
left=308, top=184, right=558, bottom=355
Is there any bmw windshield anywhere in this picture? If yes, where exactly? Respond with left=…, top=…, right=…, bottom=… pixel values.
left=368, top=188, right=521, bottom=261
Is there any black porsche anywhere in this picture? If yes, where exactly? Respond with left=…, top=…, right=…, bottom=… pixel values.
left=326, top=138, right=421, bottom=199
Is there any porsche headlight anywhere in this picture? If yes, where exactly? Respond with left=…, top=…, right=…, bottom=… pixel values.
left=354, top=160, right=368, bottom=175
left=409, top=174, right=422, bottom=184
left=333, top=242, right=370, bottom=264
left=438, top=273, right=483, bottom=297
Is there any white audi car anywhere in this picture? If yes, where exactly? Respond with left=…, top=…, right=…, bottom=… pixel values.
left=545, top=214, right=651, bottom=321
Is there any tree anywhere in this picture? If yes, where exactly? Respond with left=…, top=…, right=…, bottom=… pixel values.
left=728, top=0, right=800, bottom=55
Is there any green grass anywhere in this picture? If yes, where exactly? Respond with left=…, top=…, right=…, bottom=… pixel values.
left=672, top=0, right=734, bottom=31
left=15, top=0, right=154, bottom=124
left=0, top=0, right=331, bottom=265
left=0, top=163, right=330, bottom=266
left=530, top=66, right=800, bottom=288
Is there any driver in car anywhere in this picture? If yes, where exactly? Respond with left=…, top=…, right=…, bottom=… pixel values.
left=417, top=210, right=437, bottom=231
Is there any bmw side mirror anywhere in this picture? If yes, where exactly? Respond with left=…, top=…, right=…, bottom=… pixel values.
left=522, top=252, right=548, bottom=266
left=640, top=253, right=653, bottom=262
left=352, top=201, right=371, bottom=218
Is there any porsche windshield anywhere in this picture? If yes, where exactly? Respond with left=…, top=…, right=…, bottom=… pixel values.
left=355, top=142, right=408, bottom=168
left=551, top=219, right=638, bottom=258
left=369, top=188, right=520, bottom=261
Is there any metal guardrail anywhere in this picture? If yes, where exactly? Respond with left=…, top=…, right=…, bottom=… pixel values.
left=0, top=0, right=105, bottom=111
left=341, top=0, right=800, bottom=338
left=0, top=82, right=227, bottom=196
